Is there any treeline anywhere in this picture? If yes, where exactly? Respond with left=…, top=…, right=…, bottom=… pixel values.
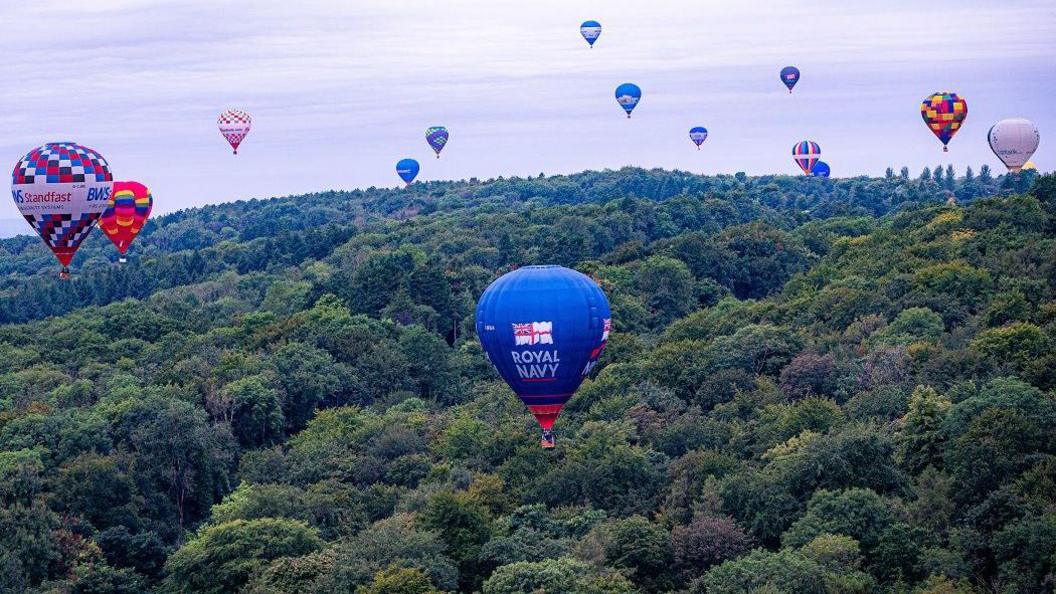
left=0, top=170, right=1053, bottom=593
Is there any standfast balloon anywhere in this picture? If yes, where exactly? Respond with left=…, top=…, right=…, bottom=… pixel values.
left=580, top=20, right=602, bottom=47
left=780, top=66, right=800, bottom=93
left=476, top=265, right=611, bottom=448
left=100, top=181, right=153, bottom=263
left=396, top=158, right=419, bottom=185
left=988, top=118, right=1039, bottom=173
left=792, top=141, right=822, bottom=175
left=218, top=109, right=252, bottom=154
left=426, top=127, right=449, bottom=158
left=11, top=142, right=113, bottom=278
left=812, top=162, right=831, bottom=178
left=689, top=126, right=709, bottom=149
left=615, top=83, right=641, bottom=118
left=921, top=92, right=967, bottom=152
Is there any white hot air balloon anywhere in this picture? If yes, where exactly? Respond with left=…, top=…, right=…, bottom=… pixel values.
left=988, top=118, right=1039, bottom=173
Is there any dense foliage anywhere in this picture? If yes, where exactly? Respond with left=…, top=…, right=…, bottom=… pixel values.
left=0, top=166, right=1053, bottom=593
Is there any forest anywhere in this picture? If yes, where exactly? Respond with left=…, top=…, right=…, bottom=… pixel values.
left=0, top=166, right=1053, bottom=594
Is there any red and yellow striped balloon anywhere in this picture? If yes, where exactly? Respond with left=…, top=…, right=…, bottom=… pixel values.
left=99, top=181, right=153, bottom=262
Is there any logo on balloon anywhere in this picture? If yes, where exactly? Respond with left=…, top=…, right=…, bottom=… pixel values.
left=513, top=321, right=553, bottom=346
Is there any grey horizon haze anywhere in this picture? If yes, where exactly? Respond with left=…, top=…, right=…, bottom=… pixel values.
left=0, top=0, right=1053, bottom=221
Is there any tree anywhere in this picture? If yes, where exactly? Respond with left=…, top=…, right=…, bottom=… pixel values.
left=482, top=557, right=635, bottom=594
left=161, top=518, right=322, bottom=594
left=672, top=515, right=752, bottom=577
left=635, top=256, right=696, bottom=326
left=357, top=567, right=441, bottom=594
left=222, top=375, right=285, bottom=447
left=417, top=492, right=493, bottom=592
left=898, top=386, right=951, bottom=474
left=602, top=516, right=675, bottom=591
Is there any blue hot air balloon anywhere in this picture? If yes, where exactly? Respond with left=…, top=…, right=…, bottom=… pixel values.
left=689, top=126, right=709, bottom=149
left=615, top=83, right=641, bottom=118
left=396, top=158, right=419, bottom=185
left=580, top=20, right=602, bottom=47
left=426, top=126, right=449, bottom=158
left=812, top=161, right=831, bottom=178
left=780, top=66, right=800, bottom=93
left=476, top=265, right=611, bottom=448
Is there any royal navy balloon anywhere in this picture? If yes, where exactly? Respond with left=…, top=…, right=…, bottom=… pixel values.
left=11, top=142, right=113, bottom=278
left=812, top=161, right=831, bottom=178
left=476, top=265, right=611, bottom=448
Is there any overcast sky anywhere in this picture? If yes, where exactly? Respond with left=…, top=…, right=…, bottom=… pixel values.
left=0, top=0, right=1053, bottom=218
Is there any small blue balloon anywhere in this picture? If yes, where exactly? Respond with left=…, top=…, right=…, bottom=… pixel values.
left=689, top=126, right=709, bottom=148
left=812, top=161, right=831, bottom=178
left=396, top=158, right=419, bottom=185
left=615, top=83, right=641, bottom=118
left=781, top=66, right=800, bottom=93
left=580, top=20, right=602, bottom=47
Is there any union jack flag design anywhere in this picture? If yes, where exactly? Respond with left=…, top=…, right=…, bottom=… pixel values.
left=513, top=321, right=553, bottom=346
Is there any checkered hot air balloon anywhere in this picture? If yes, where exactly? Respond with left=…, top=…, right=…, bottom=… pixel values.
left=10, top=142, right=113, bottom=278
left=218, top=109, right=252, bottom=154
left=426, top=126, right=449, bottom=158
left=99, top=181, right=153, bottom=263
left=792, top=141, right=822, bottom=175
left=921, top=92, right=967, bottom=152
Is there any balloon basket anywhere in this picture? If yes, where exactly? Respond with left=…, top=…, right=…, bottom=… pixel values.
left=540, top=430, right=556, bottom=449
left=59, top=267, right=70, bottom=280
left=118, top=257, right=127, bottom=264
left=943, top=146, right=948, bottom=153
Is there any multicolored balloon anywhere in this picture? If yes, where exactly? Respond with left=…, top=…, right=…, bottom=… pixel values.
left=396, top=158, right=419, bottom=185
left=10, top=142, right=113, bottom=278
left=792, top=141, right=822, bottom=176
left=615, top=83, right=641, bottom=118
left=426, top=126, right=449, bottom=158
left=812, top=162, right=831, bottom=178
left=580, top=20, right=602, bottom=47
left=689, top=126, right=709, bottom=149
left=476, top=265, right=611, bottom=448
left=99, top=181, right=153, bottom=263
left=1023, top=161, right=1037, bottom=171
left=218, top=109, right=252, bottom=154
left=921, top=92, right=967, bottom=152
left=988, top=118, right=1039, bottom=173
left=780, top=66, right=800, bottom=93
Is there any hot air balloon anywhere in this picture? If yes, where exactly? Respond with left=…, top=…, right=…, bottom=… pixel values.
left=615, top=83, right=641, bottom=118
left=580, top=20, right=602, bottom=47
left=780, top=66, right=800, bottom=93
left=396, top=158, right=419, bottom=185
left=812, top=162, right=831, bottom=178
left=218, top=109, right=252, bottom=154
left=426, top=127, right=449, bottom=158
left=476, top=265, right=611, bottom=448
left=11, top=142, right=113, bottom=278
left=792, top=141, right=822, bottom=176
left=689, top=126, right=709, bottom=149
left=99, top=181, right=153, bottom=263
left=988, top=118, right=1039, bottom=173
left=921, top=92, right=967, bottom=152
left=1023, top=161, right=1037, bottom=171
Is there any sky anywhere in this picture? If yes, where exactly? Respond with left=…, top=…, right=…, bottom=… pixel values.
left=0, top=0, right=1053, bottom=220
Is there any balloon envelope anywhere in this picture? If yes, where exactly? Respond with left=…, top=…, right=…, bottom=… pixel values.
left=988, top=118, right=1039, bottom=172
left=780, top=66, right=800, bottom=92
left=426, top=126, right=449, bottom=158
left=689, top=126, right=709, bottom=148
left=11, top=142, right=113, bottom=275
left=476, top=265, right=611, bottom=447
left=1023, top=161, right=1037, bottom=171
left=812, top=162, right=831, bottom=178
left=100, top=181, right=153, bottom=258
left=792, top=141, right=822, bottom=175
left=218, top=109, right=252, bottom=154
left=921, top=92, right=967, bottom=151
left=615, top=83, right=641, bottom=118
left=580, top=20, right=602, bottom=46
left=396, top=158, right=419, bottom=185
